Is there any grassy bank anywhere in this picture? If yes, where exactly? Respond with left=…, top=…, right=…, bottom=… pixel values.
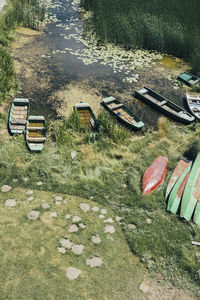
left=80, top=0, right=200, bottom=74
left=0, top=0, right=47, bottom=103
left=0, top=112, right=200, bottom=296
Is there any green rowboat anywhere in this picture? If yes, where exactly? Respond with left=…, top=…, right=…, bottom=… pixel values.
left=26, top=116, right=46, bottom=151
left=167, top=164, right=191, bottom=214
left=193, top=200, right=200, bottom=225
left=180, top=153, right=200, bottom=221
left=8, top=98, right=29, bottom=134
left=177, top=72, right=200, bottom=87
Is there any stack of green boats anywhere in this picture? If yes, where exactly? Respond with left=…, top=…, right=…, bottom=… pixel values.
left=166, top=153, right=200, bottom=225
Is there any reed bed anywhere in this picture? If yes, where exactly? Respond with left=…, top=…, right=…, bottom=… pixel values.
left=80, top=0, right=200, bottom=74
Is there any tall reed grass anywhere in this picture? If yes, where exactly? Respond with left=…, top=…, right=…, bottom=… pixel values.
left=80, top=0, right=200, bottom=74
left=0, top=0, right=47, bottom=103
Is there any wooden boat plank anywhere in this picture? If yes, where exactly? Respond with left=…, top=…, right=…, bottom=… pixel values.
left=165, top=159, right=191, bottom=200
left=181, top=153, right=200, bottom=221
left=167, top=166, right=191, bottom=214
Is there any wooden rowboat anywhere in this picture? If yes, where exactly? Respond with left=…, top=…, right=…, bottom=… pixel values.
left=185, top=93, right=200, bottom=121
left=165, top=158, right=191, bottom=200
left=142, top=156, right=168, bottom=196
left=167, top=164, right=191, bottom=214
left=101, top=96, right=144, bottom=130
left=134, top=87, right=195, bottom=124
left=8, top=98, right=29, bottom=134
left=26, top=116, right=46, bottom=151
left=177, top=72, right=200, bottom=87
left=180, top=153, right=200, bottom=221
left=74, top=102, right=98, bottom=130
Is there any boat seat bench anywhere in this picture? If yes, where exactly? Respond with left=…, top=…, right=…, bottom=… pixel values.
left=27, top=137, right=46, bottom=142
left=10, top=119, right=27, bottom=125
left=109, top=103, right=124, bottom=110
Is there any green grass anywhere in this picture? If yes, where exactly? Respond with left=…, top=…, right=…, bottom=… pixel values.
left=0, top=113, right=200, bottom=296
left=0, top=188, right=145, bottom=299
left=80, top=0, right=200, bottom=74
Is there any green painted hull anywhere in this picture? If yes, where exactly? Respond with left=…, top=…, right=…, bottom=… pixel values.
left=165, top=159, right=191, bottom=200
left=167, top=164, right=191, bottom=214
left=193, top=201, right=200, bottom=225
left=180, top=153, right=200, bottom=221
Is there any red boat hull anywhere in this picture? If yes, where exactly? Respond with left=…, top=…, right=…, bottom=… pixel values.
left=142, top=156, right=168, bottom=195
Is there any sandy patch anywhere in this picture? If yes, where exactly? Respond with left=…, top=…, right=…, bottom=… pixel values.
left=48, top=82, right=103, bottom=118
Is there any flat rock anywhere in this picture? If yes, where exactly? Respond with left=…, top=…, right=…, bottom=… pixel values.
left=12, top=179, right=18, bottom=182
left=5, top=199, right=16, bottom=207
left=146, top=218, right=152, bottom=224
left=86, top=256, right=103, bottom=268
left=58, top=247, right=66, bottom=254
left=42, top=203, right=50, bottom=209
left=115, top=216, right=122, bottom=222
left=79, top=223, right=86, bottom=229
left=36, top=181, right=43, bottom=186
left=1, top=185, right=12, bottom=192
left=92, top=206, right=99, bottom=212
left=55, top=196, right=63, bottom=201
left=27, top=196, right=34, bottom=202
left=139, top=282, right=149, bottom=294
left=80, top=203, right=90, bottom=212
left=26, top=190, right=33, bottom=195
left=104, top=218, right=114, bottom=223
left=72, top=216, right=82, bottom=223
left=71, top=151, right=77, bottom=159
left=66, top=267, right=81, bottom=280
left=104, top=225, right=115, bottom=234
left=128, top=224, right=136, bottom=230
left=60, top=238, right=73, bottom=249
left=65, top=214, right=71, bottom=219
left=92, top=235, right=101, bottom=244
left=56, top=201, right=61, bottom=205
left=72, top=244, right=84, bottom=255
left=100, top=208, right=107, bottom=215
left=68, top=224, right=79, bottom=233
left=27, top=210, right=40, bottom=220
left=99, top=215, right=105, bottom=219
left=50, top=212, right=57, bottom=218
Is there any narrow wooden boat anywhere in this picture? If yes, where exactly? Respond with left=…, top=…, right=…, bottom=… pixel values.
left=8, top=98, right=29, bottom=134
left=134, top=87, right=195, bottom=124
left=177, top=72, right=200, bottom=87
left=167, top=164, right=191, bottom=214
left=193, top=200, right=200, bottom=225
left=185, top=93, right=200, bottom=121
left=74, top=102, right=98, bottom=130
left=26, top=116, right=46, bottom=151
left=165, top=158, right=191, bottom=200
left=101, top=96, right=144, bottom=130
left=142, top=156, right=168, bottom=196
left=180, top=153, right=200, bottom=221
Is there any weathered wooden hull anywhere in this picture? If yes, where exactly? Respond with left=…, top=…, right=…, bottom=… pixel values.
left=165, top=159, right=191, bottom=200
left=102, top=97, right=144, bottom=131
left=26, top=116, right=46, bottom=152
left=134, top=87, right=195, bottom=124
left=167, top=164, right=191, bottom=214
left=180, top=153, right=200, bottom=221
left=142, top=156, right=168, bottom=195
left=74, top=102, right=98, bottom=130
left=185, top=93, right=200, bottom=121
left=8, top=98, right=29, bottom=134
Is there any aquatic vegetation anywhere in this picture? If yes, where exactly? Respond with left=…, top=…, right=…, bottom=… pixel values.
left=80, top=0, right=200, bottom=74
